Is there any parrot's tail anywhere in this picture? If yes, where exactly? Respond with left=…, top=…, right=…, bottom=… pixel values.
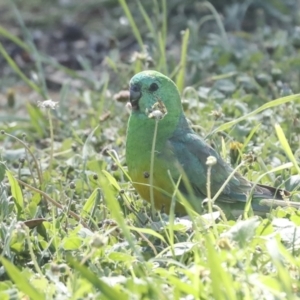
left=256, top=183, right=290, bottom=200
left=255, top=183, right=300, bottom=209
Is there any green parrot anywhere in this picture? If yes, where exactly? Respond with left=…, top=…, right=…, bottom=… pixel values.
left=125, top=70, right=298, bottom=217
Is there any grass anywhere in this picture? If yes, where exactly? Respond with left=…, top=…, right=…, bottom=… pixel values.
left=1, top=1, right=300, bottom=299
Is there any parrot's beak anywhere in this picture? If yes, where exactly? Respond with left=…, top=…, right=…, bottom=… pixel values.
left=129, top=83, right=141, bottom=110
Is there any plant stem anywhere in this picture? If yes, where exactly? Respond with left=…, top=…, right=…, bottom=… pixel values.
left=4, top=132, right=42, bottom=186
left=47, top=109, right=54, bottom=173
left=150, top=119, right=159, bottom=218
left=206, top=164, right=213, bottom=217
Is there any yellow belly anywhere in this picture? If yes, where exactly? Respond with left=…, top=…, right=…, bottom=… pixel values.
left=129, top=161, right=185, bottom=214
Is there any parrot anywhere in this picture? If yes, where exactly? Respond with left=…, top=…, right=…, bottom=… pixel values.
left=125, top=70, right=298, bottom=218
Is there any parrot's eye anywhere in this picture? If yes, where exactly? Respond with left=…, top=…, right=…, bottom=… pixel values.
left=149, top=82, right=159, bottom=92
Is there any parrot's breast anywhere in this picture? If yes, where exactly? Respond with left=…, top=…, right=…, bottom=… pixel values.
left=128, top=158, right=186, bottom=213
left=126, top=114, right=186, bottom=213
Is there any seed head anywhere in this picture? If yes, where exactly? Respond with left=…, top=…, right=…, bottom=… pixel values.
left=37, top=99, right=59, bottom=110
left=206, top=156, right=217, bottom=166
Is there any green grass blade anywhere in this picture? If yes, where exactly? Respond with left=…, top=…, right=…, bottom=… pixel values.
left=275, top=123, right=300, bottom=174
left=0, top=256, right=45, bottom=300
left=241, top=123, right=261, bottom=152
left=161, top=0, right=167, bottom=51
left=175, top=29, right=190, bottom=93
left=82, top=188, right=98, bottom=216
left=200, top=1, right=229, bottom=50
left=6, top=170, right=24, bottom=217
left=158, top=31, right=167, bottom=74
left=160, top=0, right=169, bottom=74
left=12, top=4, right=48, bottom=98
left=205, top=234, right=237, bottom=300
left=0, top=25, right=29, bottom=50
left=67, top=256, right=128, bottom=300
left=0, top=42, right=42, bottom=95
left=129, top=226, right=167, bottom=244
left=118, top=0, right=144, bottom=51
left=210, top=93, right=300, bottom=135
left=0, top=24, right=92, bottom=88
left=100, top=171, right=143, bottom=260
left=26, top=103, right=47, bottom=138
left=137, top=1, right=156, bottom=41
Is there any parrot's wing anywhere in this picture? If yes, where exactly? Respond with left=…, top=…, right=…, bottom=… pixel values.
left=167, top=131, right=254, bottom=203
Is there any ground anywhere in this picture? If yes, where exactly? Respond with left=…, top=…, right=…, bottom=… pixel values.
left=0, top=1, right=300, bottom=299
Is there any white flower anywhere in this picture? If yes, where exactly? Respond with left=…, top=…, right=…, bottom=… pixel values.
left=148, top=110, right=165, bottom=120
left=37, top=99, right=59, bottom=109
left=206, top=156, right=217, bottom=166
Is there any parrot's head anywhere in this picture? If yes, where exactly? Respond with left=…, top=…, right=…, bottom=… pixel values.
left=129, top=70, right=183, bottom=120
